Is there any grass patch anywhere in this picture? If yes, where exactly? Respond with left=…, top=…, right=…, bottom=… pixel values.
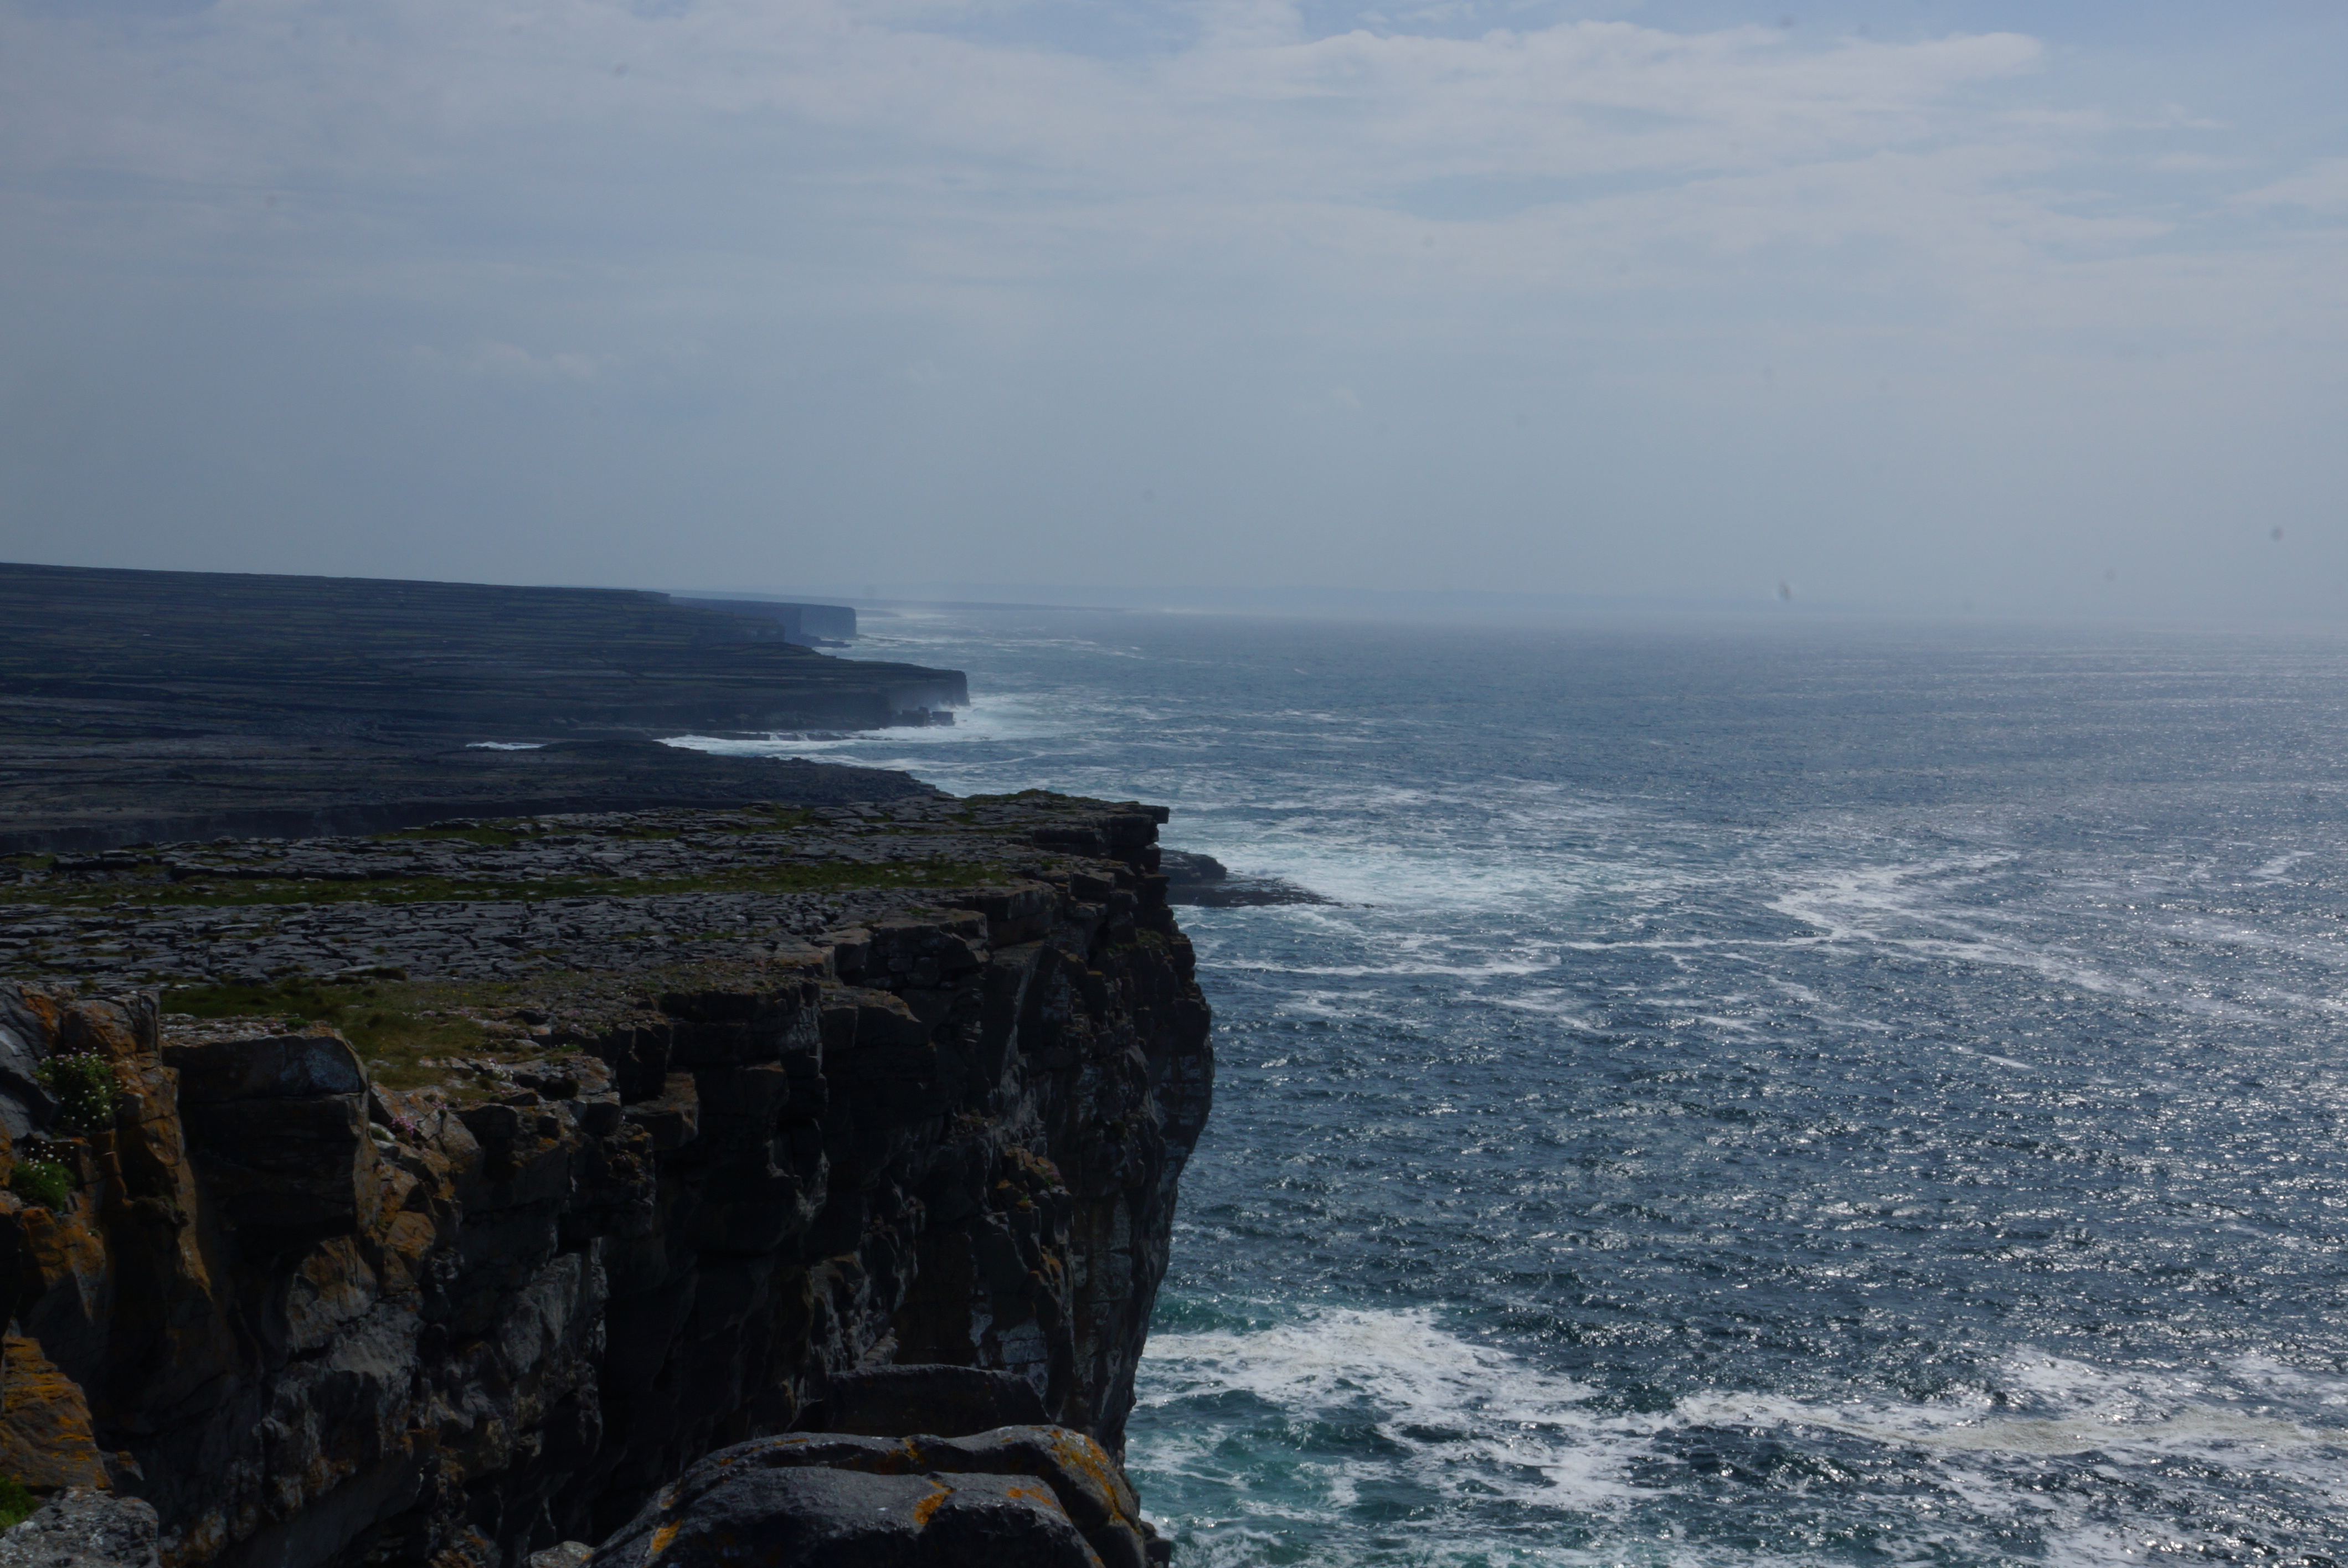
left=34, top=1055, right=115, bottom=1134
left=166, top=978, right=544, bottom=1089
left=6, top=1158, right=74, bottom=1210
left=0, top=1474, right=36, bottom=1529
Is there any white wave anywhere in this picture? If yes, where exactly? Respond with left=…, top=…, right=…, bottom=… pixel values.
left=1178, top=843, right=1695, bottom=916
left=1212, top=955, right=1562, bottom=981
left=1764, top=857, right=2232, bottom=1015
left=658, top=693, right=1070, bottom=756
left=1136, top=1311, right=2348, bottom=1563
left=1135, top=1306, right=1644, bottom=1513
left=1950, top=1043, right=2035, bottom=1070
left=2253, top=850, right=2313, bottom=882
left=1680, top=1348, right=2348, bottom=1463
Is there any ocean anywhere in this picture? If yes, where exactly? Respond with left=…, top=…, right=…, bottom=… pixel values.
left=677, top=608, right=2348, bottom=1567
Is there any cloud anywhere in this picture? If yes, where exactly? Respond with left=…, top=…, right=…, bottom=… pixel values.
left=0, top=1, right=2129, bottom=363
left=2237, top=157, right=2348, bottom=215
left=0, top=1, right=2341, bottom=615
left=0, top=6, right=2053, bottom=247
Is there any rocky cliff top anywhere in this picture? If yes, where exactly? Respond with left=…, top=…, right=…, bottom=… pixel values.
left=0, top=791, right=1210, bottom=1568
left=0, top=786, right=1162, bottom=997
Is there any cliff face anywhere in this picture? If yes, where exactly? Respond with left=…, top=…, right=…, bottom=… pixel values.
left=0, top=562, right=966, bottom=742
left=0, top=796, right=1209, bottom=1567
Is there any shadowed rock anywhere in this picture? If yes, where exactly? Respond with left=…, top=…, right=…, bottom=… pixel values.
left=1158, top=849, right=1330, bottom=908
left=813, top=1365, right=1047, bottom=1439
left=588, top=1428, right=1162, bottom=1568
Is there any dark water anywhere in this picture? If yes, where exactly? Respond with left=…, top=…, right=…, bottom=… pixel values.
left=682, top=612, right=2348, bottom=1567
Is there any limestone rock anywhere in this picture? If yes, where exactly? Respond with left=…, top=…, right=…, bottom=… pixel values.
left=525, top=1545, right=593, bottom=1568
left=0, top=1490, right=160, bottom=1568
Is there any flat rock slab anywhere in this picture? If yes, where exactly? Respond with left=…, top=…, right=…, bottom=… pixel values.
left=0, top=795, right=1167, bottom=991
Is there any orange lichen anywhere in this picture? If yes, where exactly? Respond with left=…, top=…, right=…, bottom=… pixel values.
left=1047, top=1430, right=1140, bottom=1526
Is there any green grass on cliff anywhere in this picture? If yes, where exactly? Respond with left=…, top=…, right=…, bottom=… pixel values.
left=6, top=1159, right=74, bottom=1211
left=166, top=977, right=564, bottom=1090
left=166, top=956, right=859, bottom=1092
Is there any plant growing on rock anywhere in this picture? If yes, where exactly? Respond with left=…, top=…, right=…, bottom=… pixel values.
left=34, top=1050, right=117, bottom=1133
left=0, top=1474, right=35, bottom=1528
left=4, top=1158, right=71, bottom=1209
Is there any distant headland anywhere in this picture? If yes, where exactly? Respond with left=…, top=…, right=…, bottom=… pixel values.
left=0, top=564, right=968, bottom=852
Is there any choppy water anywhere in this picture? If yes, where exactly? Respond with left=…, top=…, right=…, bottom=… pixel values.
left=677, top=610, right=2348, bottom=1566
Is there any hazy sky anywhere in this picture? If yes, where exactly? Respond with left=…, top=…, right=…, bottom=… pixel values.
left=3, top=1, right=2344, bottom=617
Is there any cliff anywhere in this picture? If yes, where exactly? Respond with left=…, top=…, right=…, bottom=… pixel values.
left=0, top=792, right=1210, bottom=1567
left=0, top=564, right=967, bottom=853
left=666, top=601, right=857, bottom=648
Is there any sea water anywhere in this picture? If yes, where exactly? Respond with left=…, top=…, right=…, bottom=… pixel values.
left=676, top=610, right=2348, bottom=1566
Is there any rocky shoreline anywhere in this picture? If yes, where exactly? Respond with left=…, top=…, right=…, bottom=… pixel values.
left=0, top=788, right=1211, bottom=1567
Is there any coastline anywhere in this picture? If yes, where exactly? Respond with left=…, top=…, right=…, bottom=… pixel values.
left=0, top=563, right=966, bottom=855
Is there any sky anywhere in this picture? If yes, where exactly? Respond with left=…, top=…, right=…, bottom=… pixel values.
left=2, top=0, right=2345, bottom=619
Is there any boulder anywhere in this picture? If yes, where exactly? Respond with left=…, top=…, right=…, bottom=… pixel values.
left=589, top=1427, right=1155, bottom=1568
left=0, top=1491, right=160, bottom=1568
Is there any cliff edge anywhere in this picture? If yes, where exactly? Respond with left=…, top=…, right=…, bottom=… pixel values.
left=0, top=791, right=1210, bottom=1566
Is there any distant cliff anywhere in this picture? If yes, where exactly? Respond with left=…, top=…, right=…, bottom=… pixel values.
left=668, top=599, right=857, bottom=647
left=0, top=564, right=962, bottom=742
left=0, top=564, right=967, bottom=853
left=0, top=791, right=1209, bottom=1566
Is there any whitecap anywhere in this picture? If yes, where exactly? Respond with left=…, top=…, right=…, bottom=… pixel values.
left=1134, top=1306, right=1645, bottom=1514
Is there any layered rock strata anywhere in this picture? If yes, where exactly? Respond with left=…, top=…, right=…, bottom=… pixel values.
left=0, top=792, right=1209, bottom=1567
